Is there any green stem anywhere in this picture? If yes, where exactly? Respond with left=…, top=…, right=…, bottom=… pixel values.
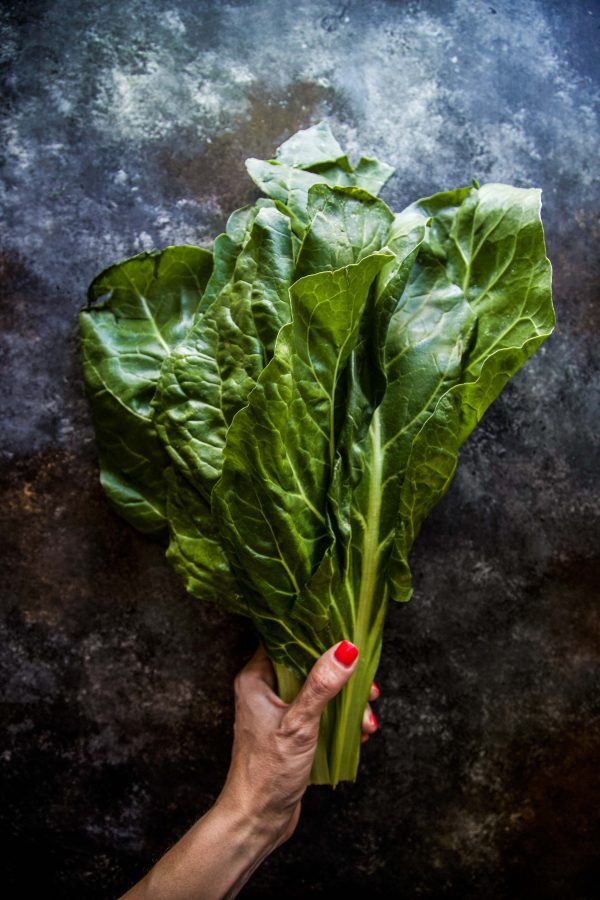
left=273, top=660, right=302, bottom=704
left=323, top=408, right=388, bottom=784
left=319, top=587, right=388, bottom=786
left=273, top=588, right=387, bottom=787
left=273, top=660, right=332, bottom=784
left=273, top=406, right=389, bottom=787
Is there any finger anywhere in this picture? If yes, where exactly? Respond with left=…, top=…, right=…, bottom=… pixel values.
left=286, top=641, right=359, bottom=727
left=369, top=680, right=380, bottom=702
left=362, top=704, right=378, bottom=735
left=237, top=644, right=276, bottom=691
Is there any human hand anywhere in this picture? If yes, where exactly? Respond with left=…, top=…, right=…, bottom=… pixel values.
left=216, top=642, right=379, bottom=849
left=120, top=642, right=380, bottom=900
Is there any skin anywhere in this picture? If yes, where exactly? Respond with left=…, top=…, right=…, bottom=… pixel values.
left=121, top=642, right=378, bottom=900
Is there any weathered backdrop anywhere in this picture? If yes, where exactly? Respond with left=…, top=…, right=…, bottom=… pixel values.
left=1, top=1, right=598, bottom=896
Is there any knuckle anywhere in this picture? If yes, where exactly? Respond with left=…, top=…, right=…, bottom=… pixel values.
left=278, top=716, right=317, bottom=749
left=308, top=669, right=336, bottom=700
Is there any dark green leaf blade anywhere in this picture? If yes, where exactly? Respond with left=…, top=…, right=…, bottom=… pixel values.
left=388, top=183, right=554, bottom=599
left=200, top=198, right=289, bottom=313
left=295, top=185, right=394, bottom=279
left=212, top=252, right=392, bottom=623
left=152, top=206, right=295, bottom=498
left=246, top=142, right=395, bottom=231
left=278, top=219, right=427, bottom=729
left=245, top=159, right=334, bottom=229
left=165, top=466, right=243, bottom=611
left=80, top=245, right=213, bottom=533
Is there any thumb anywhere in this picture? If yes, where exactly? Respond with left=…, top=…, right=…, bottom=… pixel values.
left=286, top=641, right=359, bottom=728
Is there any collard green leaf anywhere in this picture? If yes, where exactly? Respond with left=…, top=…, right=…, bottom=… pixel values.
left=274, top=121, right=352, bottom=172
left=80, top=245, right=213, bottom=533
left=352, top=157, right=395, bottom=195
left=152, top=206, right=295, bottom=498
left=201, top=198, right=289, bottom=312
left=198, top=232, right=239, bottom=313
left=271, top=221, right=428, bottom=776
left=246, top=133, right=394, bottom=232
left=246, top=159, right=394, bottom=229
left=245, top=159, right=335, bottom=229
left=388, top=183, right=554, bottom=598
left=165, top=467, right=243, bottom=611
left=295, top=185, right=394, bottom=279
left=212, top=252, right=392, bottom=625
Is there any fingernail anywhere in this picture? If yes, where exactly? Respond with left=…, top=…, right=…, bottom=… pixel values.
left=372, top=680, right=380, bottom=697
left=369, top=711, right=378, bottom=730
left=334, top=640, right=359, bottom=667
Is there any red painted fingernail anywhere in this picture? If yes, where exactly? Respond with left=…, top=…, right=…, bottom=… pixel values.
left=370, top=710, right=378, bottom=730
left=334, top=640, right=359, bottom=667
left=372, top=680, right=380, bottom=697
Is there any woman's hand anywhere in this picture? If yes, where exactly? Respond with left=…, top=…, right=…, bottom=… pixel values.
left=217, top=641, right=379, bottom=848
left=121, top=642, right=379, bottom=900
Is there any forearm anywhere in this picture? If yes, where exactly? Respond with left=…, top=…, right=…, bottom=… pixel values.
left=121, top=797, right=280, bottom=900
left=120, top=643, right=364, bottom=898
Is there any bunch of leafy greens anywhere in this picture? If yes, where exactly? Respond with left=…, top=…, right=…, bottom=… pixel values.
left=80, top=123, right=554, bottom=785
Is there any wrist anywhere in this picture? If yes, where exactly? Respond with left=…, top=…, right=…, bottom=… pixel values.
left=215, top=783, right=291, bottom=849
left=129, top=796, right=281, bottom=900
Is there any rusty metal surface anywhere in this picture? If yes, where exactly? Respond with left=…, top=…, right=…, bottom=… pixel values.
left=1, top=1, right=599, bottom=896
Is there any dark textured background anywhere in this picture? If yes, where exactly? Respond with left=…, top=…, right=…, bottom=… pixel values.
left=1, top=1, right=599, bottom=897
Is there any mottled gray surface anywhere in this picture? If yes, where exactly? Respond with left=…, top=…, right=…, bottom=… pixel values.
left=1, top=0, right=599, bottom=896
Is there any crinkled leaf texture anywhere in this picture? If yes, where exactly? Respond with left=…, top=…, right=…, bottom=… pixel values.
left=80, top=245, right=212, bottom=533
left=80, top=123, right=554, bottom=785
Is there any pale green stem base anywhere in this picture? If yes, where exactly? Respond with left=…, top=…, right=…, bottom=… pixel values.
left=273, top=632, right=384, bottom=787
left=272, top=409, right=390, bottom=785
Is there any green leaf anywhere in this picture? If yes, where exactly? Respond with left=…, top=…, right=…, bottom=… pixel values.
left=274, top=120, right=352, bottom=172
left=295, top=185, right=394, bottom=279
left=80, top=245, right=213, bottom=533
left=285, top=220, right=427, bottom=781
left=352, top=156, right=395, bottom=195
left=199, top=233, right=239, bottom=313
left=245, top=126, right=395, bottom=231
left=245, top=158, right=333, bottom=229
left=245, top=160, right=394, bottom=229
left=212, top=251, right=392, bottom=648
left=201, top=198, right=291, bottom=312
left=152, top=206, right=295, bottom=498
left=292, top=183, right=553, bottom=779
left=387, top=183, right=554, bottom=599
left=165, top=466, right=243, bottom=611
